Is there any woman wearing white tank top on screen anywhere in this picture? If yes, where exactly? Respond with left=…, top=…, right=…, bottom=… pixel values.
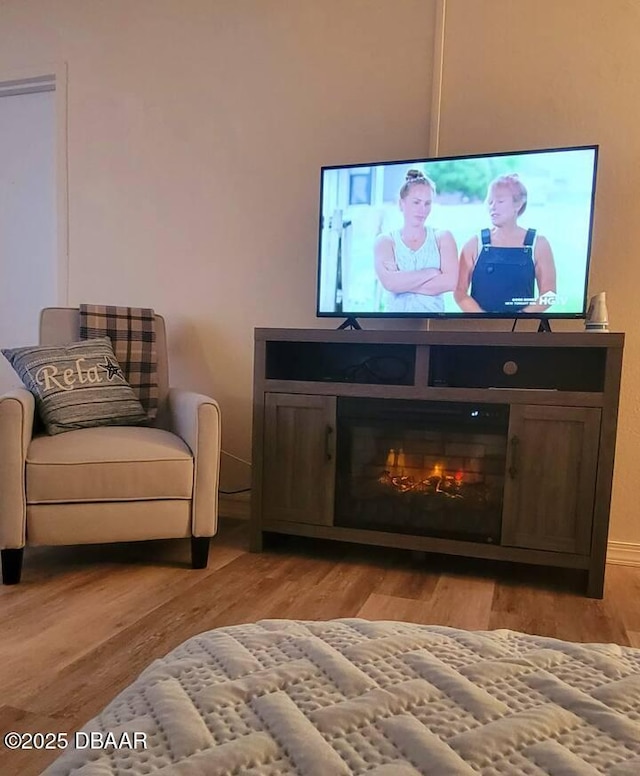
left=374, top=169, right=458, bottom=313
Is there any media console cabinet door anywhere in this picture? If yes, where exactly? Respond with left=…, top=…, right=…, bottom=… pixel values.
left=501, top=405, right=601, bottom=554
left=263, top=393, right=337, bottom=526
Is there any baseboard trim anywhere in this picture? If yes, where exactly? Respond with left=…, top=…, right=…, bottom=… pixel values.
left=607, top=541, right=640, bottom=567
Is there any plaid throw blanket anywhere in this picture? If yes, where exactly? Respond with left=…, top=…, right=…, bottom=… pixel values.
left=79, top=304, right=158, bottom=421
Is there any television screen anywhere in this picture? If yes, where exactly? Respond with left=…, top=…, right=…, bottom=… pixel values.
left=316, top=145, right=598, bottom=319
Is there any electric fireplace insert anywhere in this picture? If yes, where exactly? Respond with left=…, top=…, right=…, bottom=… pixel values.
left=335, top=398, right=510, bottom=544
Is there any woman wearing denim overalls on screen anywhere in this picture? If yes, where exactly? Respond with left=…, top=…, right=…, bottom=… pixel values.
left=454, top=174, right=557, bottom=314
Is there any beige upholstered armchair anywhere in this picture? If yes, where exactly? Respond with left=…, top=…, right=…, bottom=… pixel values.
left=0, top=307, right=221, bottom=584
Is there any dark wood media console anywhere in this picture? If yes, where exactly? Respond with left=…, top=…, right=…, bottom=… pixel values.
left=250, top=328, right=624, bottom=598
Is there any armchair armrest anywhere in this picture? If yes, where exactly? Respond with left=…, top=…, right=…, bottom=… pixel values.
left=0, top=388, right=35, bottom=549
left=167, top=388, right=221, bottom=538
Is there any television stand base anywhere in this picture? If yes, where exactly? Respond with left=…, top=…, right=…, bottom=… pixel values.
left=337, top=317, right=362, bottom=330
left=252, top=328, right=625, bottom=598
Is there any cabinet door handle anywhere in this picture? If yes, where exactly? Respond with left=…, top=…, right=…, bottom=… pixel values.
left=508, top=435, right=519, bottom=479
left=325, top=425, right=333, bottom=461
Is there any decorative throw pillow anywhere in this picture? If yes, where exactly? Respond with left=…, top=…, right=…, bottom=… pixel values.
left=1, top=337, right=148, bottom=435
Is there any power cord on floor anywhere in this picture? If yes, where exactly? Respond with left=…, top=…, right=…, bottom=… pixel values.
left=222, top=449, right=251, bottom=466
left=218, top=450, right=251, bottom=495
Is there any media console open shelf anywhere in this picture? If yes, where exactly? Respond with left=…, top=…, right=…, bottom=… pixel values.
left=250, top=328, right=624, bottom=597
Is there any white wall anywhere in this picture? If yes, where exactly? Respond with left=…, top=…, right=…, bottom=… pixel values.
left=3, top=1, right=636, bottom=549
left=436, top=0, right=640, bottom=545
left=0, top=0, right=438, bottom=487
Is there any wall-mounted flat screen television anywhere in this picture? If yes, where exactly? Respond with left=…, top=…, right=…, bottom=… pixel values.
left=316, top=145, right=598, bottom=320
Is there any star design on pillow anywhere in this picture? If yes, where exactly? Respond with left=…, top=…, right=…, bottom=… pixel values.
left=98, top=356, right=124, bottom=381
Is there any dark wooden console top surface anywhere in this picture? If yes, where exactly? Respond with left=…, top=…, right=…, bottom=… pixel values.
left=255, top=328, right=624, bottom=349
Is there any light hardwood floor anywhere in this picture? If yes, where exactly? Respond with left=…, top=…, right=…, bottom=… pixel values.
left=2, top=516, right=640, bottom=775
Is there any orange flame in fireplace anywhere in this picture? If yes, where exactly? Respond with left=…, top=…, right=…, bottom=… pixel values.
left=385, top=448, right=395, bottom=470
left=385, top=448, right=407, bottom=476
left=380, top=449, right=466, bottom=496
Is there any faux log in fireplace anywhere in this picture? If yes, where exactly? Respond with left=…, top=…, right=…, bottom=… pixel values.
left=250, top=328, right=624, bottom=598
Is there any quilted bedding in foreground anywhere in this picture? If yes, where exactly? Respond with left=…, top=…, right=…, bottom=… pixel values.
left=44, top=618, right=640, bottom=775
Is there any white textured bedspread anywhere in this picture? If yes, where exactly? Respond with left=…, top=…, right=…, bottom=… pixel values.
left=44, top=618, right=640, bottom=775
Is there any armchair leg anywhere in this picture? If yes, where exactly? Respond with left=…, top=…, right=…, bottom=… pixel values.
left=1, top=548, right=24, bottom=585
left=191, top=537, right=210, bottom=569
